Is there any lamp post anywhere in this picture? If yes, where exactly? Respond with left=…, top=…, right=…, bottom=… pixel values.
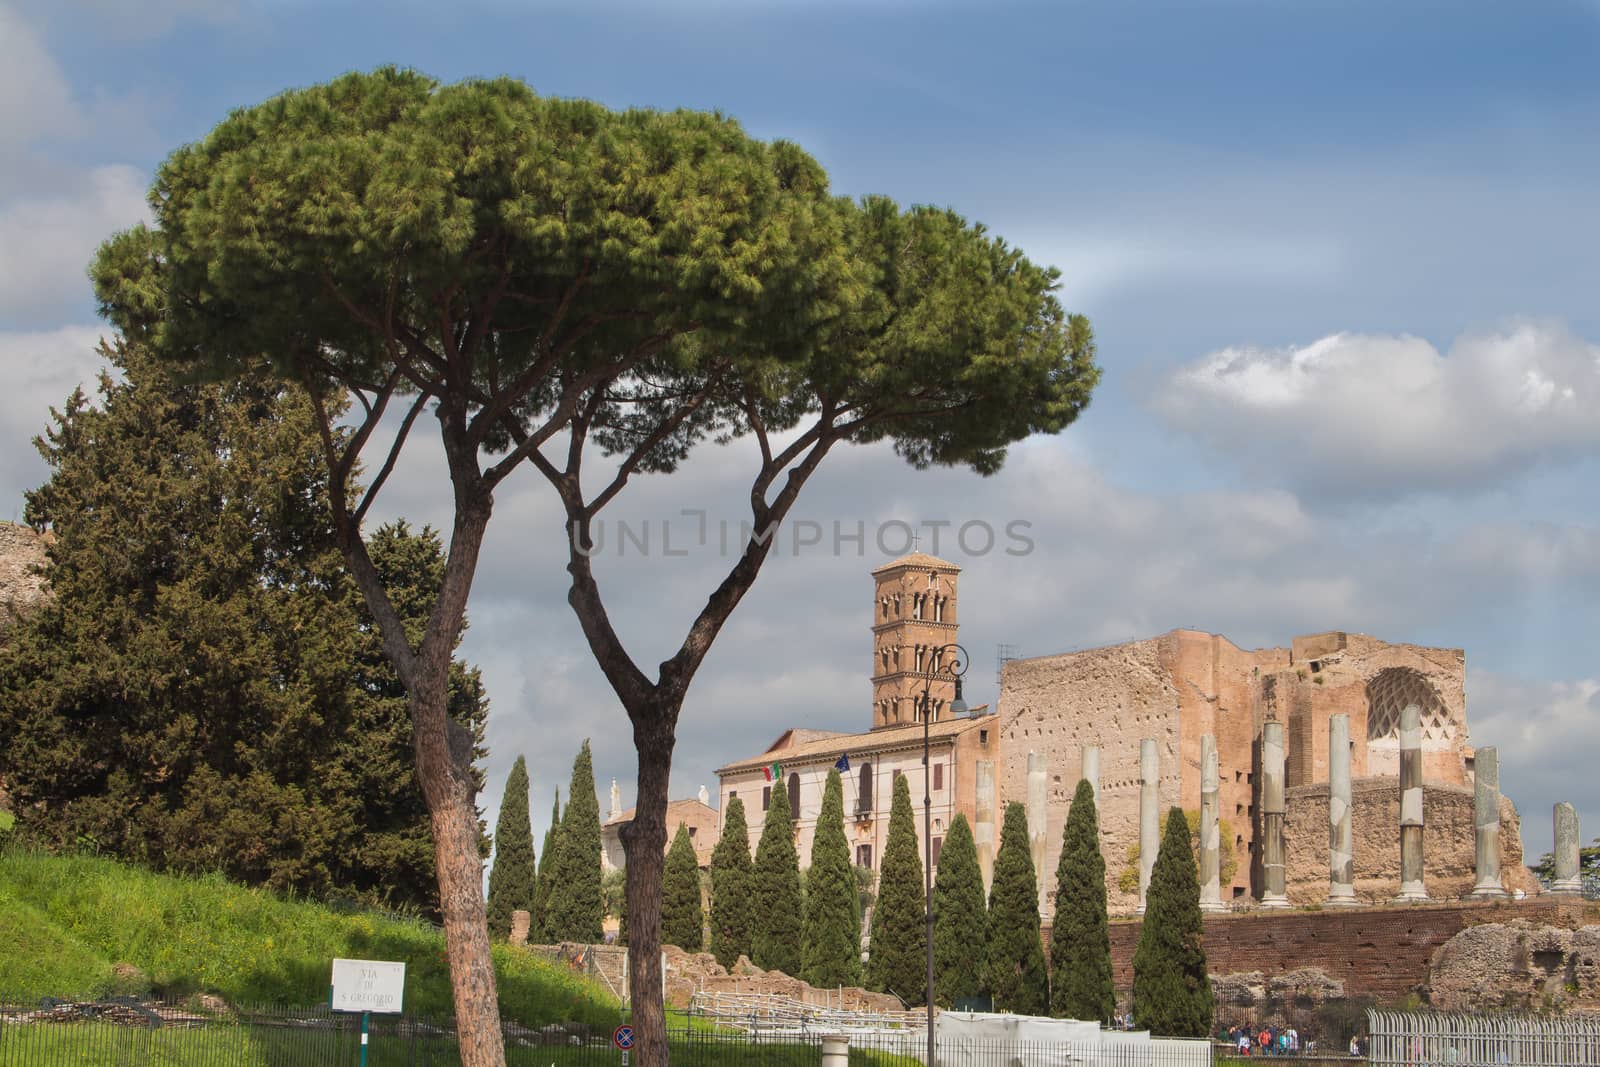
left=920, top=642, right=968, bottom=1067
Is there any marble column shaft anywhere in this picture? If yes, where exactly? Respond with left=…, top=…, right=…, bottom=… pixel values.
left=1081, top=745, right=1101, bottom=811
left=1552, top=802, right=1582, bottom=894
left=1260, top=720, right=1289, bottom=907
left=1469, top=746, right=1506, bottom=898
left=1327, top=713, right=1360, bottom=906
left=1138, top=738, right=1159, bottom=914
left=1026, top=751, right=1048, bottom=905
left=1394, top=703, right=1429, bottom=902
left=1199, top=733, right=1224, bottom=911
left=975, top=759, right=996, bottom=894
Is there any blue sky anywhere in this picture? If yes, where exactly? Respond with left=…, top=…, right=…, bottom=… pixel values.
left=3, top=0, right=1598, bottom=869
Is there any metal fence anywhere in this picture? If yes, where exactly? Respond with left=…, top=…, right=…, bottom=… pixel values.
left=0, top=994, right=1216, bottom=1066
left=1366, top=1008, right=1600, bottom=1067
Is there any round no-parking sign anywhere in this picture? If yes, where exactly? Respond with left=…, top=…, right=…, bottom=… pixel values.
left=613, top=1025, right=635, bottom=1050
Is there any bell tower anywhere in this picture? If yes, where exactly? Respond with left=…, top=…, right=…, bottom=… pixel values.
left=870, top=552, right=960, bottom=729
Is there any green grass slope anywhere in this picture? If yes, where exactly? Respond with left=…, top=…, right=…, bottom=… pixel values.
left=0, top=851, right=620, bottom=1028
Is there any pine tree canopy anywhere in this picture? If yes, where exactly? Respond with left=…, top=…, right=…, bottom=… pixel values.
left=87, top=65, right=1102, bottom=1064
left=709, top=796, right=754, bottom=969
left=1132, top=806, right=1214, bottom=1037
left=487, top=756, right=537, bottom=940
left=867, top=773, right=927, bottom=1007
left=802, top=769, right=862, bottom=989
left=985, top=801, right=1048, bottom=1016
left=0, top=343, right=487, bottom=915
left=662, top=824, right=704, bottom=952
left=546, top=741, right=604, bottom=943
left=932, top=813, right=987, bottom=1008
left=1050, top=779, right=1114, bottom=1023
left=749, top=782, right=803, bottom=975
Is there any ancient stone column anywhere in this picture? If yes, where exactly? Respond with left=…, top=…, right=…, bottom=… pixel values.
left=1138, top=738, right=1159, bottom=914
left=1394, top=703, right=1430, bottom=903
left=1027, top=750, right=1049, bottom=893
left=1081, top=744, right=1101, bottom=810
left=1326, top=713, right=1360, bottom=906
left=1260, top=720, right=1289, bottom=908
left=1199, top=733, right=1224, bottom=912
left=975, top=759, right=997, bottom=894
left=509, top=909, right=531, bottom=946
left=1468, top=746, right=1507, bottom=899
left=1552, top=802, right=1582, bottom=894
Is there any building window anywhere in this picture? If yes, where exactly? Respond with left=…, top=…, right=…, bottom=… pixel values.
left=858, top=764, right=873, bottom=812
left=787, top=773, right=800, bottom=817
left=932, top=762, right=943, bottom=791
left=979, top=728, right=989, bottom=745
left=856, top=844, right=873, bottom=869
left=932, top=836, right=944, bottom=867
left=687, top=827, right=696, bottom=838
left=763, top=786, right=771, bottom=811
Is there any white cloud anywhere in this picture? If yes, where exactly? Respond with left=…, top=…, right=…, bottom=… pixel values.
left=0, top=164, right=149, bottom=325
left=0, top=325, right=115, bottom=515
left=1044, top=231, right=1345, bottom=310
left=1153, top=321, right=1600, bottom=498
left=1446, top=523, right=1600, bottom=582
left=1467, top=670, right=1600, bottom=867
left=0, top=4, right=83, bottom=153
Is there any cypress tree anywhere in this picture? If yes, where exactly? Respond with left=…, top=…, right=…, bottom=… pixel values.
left=709, top=796, right=754, bottom=968
left=802, top=769, right=862, bottom=988
left=749, top=781, right=803, bottom=975
left=1132, top=805, right=1214, bottom=1037
left=1050, top=779, right=1114, bottom=1022
left=932, top=813, right=986, bottom=1008
left=532, top=789, right=560, bottom=942
left=662, top=824, right=704, bottom=951
left=486, top=756, right=537, bottom=940
left=985, top=801, right=1048, bottom=1015
left=867, top=773, right=927, bottom=1006
left=547, top=741, right=604, bottom=943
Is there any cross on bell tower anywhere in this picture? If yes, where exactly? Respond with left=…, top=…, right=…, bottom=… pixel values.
left=869, top=552, right=961, bottom=730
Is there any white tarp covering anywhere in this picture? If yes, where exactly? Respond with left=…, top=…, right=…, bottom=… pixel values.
left=926, top=1012, right=1211, bottom=1067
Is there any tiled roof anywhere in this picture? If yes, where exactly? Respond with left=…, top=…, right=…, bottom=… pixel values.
left=602, top=797, right=716, bottom=828
left=871, top=551, right=962, bottom=574
left=716, top=709, right=990, bottom=774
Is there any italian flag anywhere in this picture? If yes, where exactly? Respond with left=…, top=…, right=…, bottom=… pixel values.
left=762, top=762, right=783, bottom=782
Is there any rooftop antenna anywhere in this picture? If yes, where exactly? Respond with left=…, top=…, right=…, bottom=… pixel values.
left=996, top=643, right=1020, bottom=685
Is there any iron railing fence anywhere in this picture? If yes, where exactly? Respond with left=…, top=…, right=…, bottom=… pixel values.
left=0, top=993, right=1215, bottom=1067
left=1366, top=1008, right=1600, bottom=1067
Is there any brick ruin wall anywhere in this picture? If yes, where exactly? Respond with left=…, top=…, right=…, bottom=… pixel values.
left=1284, top=778, right=1538, bottom=903
left=1095, top=897, right=1599, bottom=1003
left=997, top=637, right=1183, bottom=914
left=997, top=629, right=1527, bottom=917
left=0, top=522, right=49, bottom=634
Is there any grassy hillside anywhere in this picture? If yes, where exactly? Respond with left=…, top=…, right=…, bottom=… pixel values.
left=0, top=850, right=620, bottom=1028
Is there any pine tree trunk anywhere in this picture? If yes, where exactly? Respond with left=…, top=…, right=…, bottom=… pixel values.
left=431, top=785, right=504, bottom=1067
left=412, top=677, right=504, bottom=1067
left=621, top=713, right=675, bottom=1066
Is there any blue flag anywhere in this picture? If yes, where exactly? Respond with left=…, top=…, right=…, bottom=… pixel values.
left=835, top=753, right=850, bottom=772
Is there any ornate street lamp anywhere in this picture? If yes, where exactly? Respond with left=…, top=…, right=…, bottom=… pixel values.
left=919, top=642, right=968, bottom=1066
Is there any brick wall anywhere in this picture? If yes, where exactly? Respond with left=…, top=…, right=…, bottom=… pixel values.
left=1092, top=898, right=1597, bottom=1001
